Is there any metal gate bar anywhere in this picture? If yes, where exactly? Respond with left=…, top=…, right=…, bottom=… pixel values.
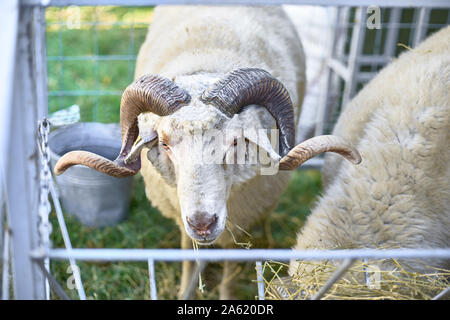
left=31, top=248, right=450, bottom=262
left=310, top=258, right=355, bottom=300
left=20, top=0, right=450, bottom=8
left=147, top=259, right=158, bottom=300
left=1, top=229, right=11, bottom=300
left=5, top=4, right=48, bottom=300
left=31, top=247, right=450, bottom=300
left=255, top=261, right=265, bottom=300
left=49, top=179, right=86, bottom=300
left=35, top=259, right=71, bottom=300
left=433, top=287, right=450, bottom=300
left=342, top=7, right=367, bottom=107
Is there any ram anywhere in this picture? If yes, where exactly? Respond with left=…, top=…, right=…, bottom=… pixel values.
left=289, top=26, right=450, bottom=278
left=54, top=6, right=359, bottom=299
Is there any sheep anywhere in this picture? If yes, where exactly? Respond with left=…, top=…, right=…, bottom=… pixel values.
left=289, top=26, right=450, bottom=280
left=54, top=6, right=360, bottom=299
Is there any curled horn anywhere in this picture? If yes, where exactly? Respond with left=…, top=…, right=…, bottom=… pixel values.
left=279, top=135, right=362, bottom=170
left=54, top=74, right=191, bottom=177
left=200, top=68, right=295, bottom=157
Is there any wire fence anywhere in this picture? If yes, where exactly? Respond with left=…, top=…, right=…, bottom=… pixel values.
left=46, top=6, right=152, bottom=123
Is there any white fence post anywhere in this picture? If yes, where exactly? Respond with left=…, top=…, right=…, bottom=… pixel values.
left=413, top=8, right=431, bottom=47
left=0, top=177, right=4, bottom=297
left=342, top=7, right=367, bottom=107
left=0, top=0, right=19, bottom=300
left=4, top=2, right=48, bottom=299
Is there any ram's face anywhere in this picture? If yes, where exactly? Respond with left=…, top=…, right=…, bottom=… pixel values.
left=53, top=69, right=361, bottom=245
left=140, top=104, right=280, bottom=244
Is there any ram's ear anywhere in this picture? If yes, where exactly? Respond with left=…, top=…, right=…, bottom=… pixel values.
left=243, top=128, right=280, bottom=162
left=227, top=105, right=280, bottom=162
left=125, top=131, right=157, bottom=164
left=124, top=113, right=161, bottom=164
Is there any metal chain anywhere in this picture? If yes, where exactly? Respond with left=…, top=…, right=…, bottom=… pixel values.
left=36, top=118, right=86, bottom=299
left=37, top=118, right=52, bottom=250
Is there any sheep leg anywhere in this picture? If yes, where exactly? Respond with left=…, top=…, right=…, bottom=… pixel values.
left=219, top=260, right=240, bottom=300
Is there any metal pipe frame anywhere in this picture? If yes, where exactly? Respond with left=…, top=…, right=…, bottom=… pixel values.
left=310, top=258, right=355, bottom=300
left=31, top=247, right=450, bottom=301
left=0, top=0, right=19, bottom=300
left=35, top=260, right=71, bottom=300
left=5, top=3, right=48, bottom=300
left=341, top=7, right=367, bottom=107
left=384, top=8, right=402, bottom=58
left=30, top=247, right=450, bottom=301
left=413, top=8, right=431, bottom=47
left=1, top=229, right=11, bottom=300
left=255, top=261, right=266, bottom=300
left=147, top=259, right=158, bottom=300
left=31, top=248, right=450, bottom=262
left=49, top=175, right=86, bottom=299
left=21, top=0, right=450, bottom=8
left=433, top=287, right=450, bottom=300
left=314, top=7, right=342, bottom=137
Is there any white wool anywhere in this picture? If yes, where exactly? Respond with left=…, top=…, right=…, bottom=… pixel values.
left=290, top=26, right=450, bottom=275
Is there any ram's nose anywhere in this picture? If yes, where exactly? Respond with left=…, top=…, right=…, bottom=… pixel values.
left=187, top=212, right=218, bottom=237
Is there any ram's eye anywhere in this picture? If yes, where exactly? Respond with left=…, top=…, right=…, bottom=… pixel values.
left=161, top=142, right=170, bottom=150
left=232, top=138, right=249, bottom=147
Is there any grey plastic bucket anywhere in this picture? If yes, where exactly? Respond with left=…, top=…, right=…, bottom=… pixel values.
left=49, top=122, right=133, bottom=228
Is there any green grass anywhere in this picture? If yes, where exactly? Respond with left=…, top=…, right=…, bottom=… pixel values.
left=46, top=6, right=323, bottom=300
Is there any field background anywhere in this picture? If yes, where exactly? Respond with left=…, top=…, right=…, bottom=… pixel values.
left=46, top=6, right=322, bottom=300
